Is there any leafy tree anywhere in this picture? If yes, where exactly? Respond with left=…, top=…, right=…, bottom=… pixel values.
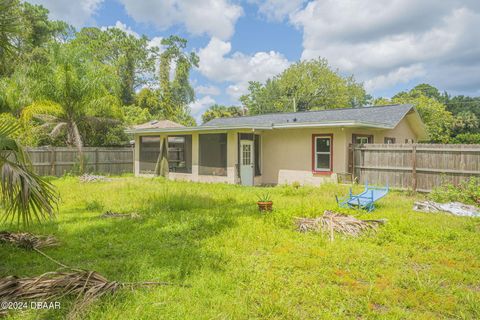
left=241, top=58, right=366, bottom=115
left=72, top=27, right=159, bottom=106
left=451, top=133, right=480, bottom=144
left=0, top=0, right=21, bottom=74
left=0, top=1, right=70, bottom=76
left=0, top=120, right=58, bottom=225
left=202, top=104, right=243, bottom=123
left=379, top=92, right=455, bottom=143
left=158, top=36, right=199, bottom=123
left=445, top=95, right=480, bottom=119
left=19, top=44, right=121, bottom=168
left=123, top=105, right=154, bottom=125
left=18, top=2, right=70, bottom=49
left=135, top=87, right=160, bottom=115
left=410, top=83, right=442, bottom=101
left=240, top=80, right=289, bottom=115
left=453, top=111, right=479, bottom=135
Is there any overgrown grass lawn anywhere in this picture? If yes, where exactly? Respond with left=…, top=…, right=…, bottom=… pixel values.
left=2, top=177, right=479, bottom=319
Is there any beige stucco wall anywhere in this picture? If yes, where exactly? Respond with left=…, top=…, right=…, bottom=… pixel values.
left=261, top=127, right=346, bottom=186
left=260, top=117, right=417, bottom=186
left=134, top=117, right=418, bottom=186
left=345, top=116, right=417, bottom=144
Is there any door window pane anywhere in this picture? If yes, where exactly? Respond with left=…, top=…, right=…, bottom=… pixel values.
left=242, top=144, right=251, bottom=165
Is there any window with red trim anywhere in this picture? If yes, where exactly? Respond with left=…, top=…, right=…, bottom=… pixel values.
left=312, top=135, right=332, bottom=172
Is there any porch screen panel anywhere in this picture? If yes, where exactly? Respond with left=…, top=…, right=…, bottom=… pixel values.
left=199, top=133, right=227, bottom=176
left=168, top=135, right=192, bottom=173
left=139, top=136, right=160, bottom=174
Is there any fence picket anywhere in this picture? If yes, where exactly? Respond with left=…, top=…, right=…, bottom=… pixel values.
left=353, top=144, right=480, bottom=192
left=26, top=147, right=133, bottom=176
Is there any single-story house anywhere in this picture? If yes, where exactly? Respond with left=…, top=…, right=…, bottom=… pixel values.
left=127, top=104, right=426, bottom=186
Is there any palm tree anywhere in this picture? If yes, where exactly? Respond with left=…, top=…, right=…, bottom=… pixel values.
left=21, top=44, right=122, bottom=171
left=0, top=119, right=58, bottom=225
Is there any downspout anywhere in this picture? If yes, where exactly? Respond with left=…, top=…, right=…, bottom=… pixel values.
left=252, top=129, right=255, bottom=186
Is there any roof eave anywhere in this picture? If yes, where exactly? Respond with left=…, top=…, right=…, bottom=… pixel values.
left=125, top=124, right=274, bottom=134
left=126, top=120, right=394, bottom=134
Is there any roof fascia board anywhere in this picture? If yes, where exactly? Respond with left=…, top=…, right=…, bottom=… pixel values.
left=126, top=124, right=273, bottom=134
left=127, top=121, right=394, bottom=134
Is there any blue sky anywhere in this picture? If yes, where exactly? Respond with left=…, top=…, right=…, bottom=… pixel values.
left=29, top=0, right=480, bottom=121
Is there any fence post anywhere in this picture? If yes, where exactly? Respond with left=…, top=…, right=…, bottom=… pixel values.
left=94, top=148, right=99, bottom=173
left=50, top=147, right=56, bottom=176
left=411, top=144, right=417, bottom=191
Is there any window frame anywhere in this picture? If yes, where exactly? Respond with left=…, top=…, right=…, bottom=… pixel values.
left=352, top=134, right=374, bottom=144
left=311, top=134, right=333, bottom=174
left=384, top=137, right=396, bottom=144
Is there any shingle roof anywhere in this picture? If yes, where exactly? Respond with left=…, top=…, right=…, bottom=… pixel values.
left=202, top=104, right=414, bottom=128
left=133, top=120, right=184, bottom=130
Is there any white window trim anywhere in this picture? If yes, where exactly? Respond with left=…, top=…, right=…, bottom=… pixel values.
left=314, top=136, right=332, bottom=172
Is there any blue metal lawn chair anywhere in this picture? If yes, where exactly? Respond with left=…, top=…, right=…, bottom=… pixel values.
left=335, top=180, right=389, bottom=212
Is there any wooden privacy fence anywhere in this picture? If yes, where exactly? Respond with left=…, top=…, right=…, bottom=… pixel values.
left=352, top=144, right=480, bottom=192
left=26, top=147, right=134, bottom=176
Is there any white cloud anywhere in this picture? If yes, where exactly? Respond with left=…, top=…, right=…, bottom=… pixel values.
left=365, top=64, right=426, bottom=92
left=28, top=0, right=103, bottom=27
left=189, top=95, right=216, bottom=122
left=251, top=0, right=306, bottom=21
left=148, top=36, right=163, bottom=50
left=195, top=85, right=221, bottom=96
left=290, top=0, right=480, bottom=95
left=101, top=21, right=140, bottom=38
left=119, top=0, right=243, bottom=40
left=198, top=38, right=291, bottom=99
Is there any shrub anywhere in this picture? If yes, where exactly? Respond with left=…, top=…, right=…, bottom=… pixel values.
left=85, top=200, right=104, bottom=211
left=430, top=177, right=480, bottom=205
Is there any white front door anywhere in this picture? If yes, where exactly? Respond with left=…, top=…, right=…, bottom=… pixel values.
left=240, top=140, right=254, bottom=186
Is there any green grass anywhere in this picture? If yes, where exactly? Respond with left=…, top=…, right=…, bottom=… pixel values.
left=1, top=177, right=479, bottom=319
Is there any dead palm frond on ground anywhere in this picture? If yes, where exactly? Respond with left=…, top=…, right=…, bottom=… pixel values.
left=0, top=270, right=120, bottom=319
left=100, top=211, right=140, bottom=219
left=0, top=120, right=58, bottom=225
left=0, top=269, right=188, bottom=319
left=0, top=231, right=58, bottom=249
left=296, top=210, right=386, bottom=240
left=79, top=173, right=112, bottom=183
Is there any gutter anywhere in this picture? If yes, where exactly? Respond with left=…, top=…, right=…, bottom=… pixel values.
left=125, top=120, right=394, bottom=134
left=125, top=124, right=274, bottom=134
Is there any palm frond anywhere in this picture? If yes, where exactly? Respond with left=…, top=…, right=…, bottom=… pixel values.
left=71, top=122, right=83, bottom=150
left=50, top=122, right=67, bottom=138
left=21, top=101, right=64, bottom=123
left=0, top=158, right=58, bottom=225
left=32, top=114, right=60, bottom=123
left=0, top=120, right=58, bottom=225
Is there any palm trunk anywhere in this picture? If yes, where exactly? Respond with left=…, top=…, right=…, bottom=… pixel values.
left=67, top=121, right=84, bottom=174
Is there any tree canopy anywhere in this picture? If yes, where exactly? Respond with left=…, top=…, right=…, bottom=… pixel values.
left=240, top=58, right=367, bottom=115
left=202, top=104, right=243, bottom=124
